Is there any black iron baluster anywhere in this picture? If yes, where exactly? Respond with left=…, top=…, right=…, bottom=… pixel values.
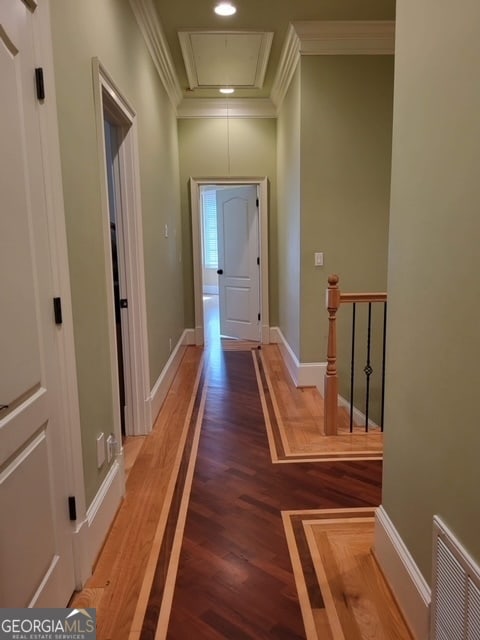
left=380, top=301, right=388, bottom=431
left=349, top=303, right=356, bottom=432
left=364, top=302, right=373, bottom=432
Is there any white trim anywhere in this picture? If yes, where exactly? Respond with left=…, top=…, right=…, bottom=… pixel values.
left=177, top=98, right=276, bottom=119
left=271, top=20, right=395, bottom=111
left=270, top=327, right=327, bottom=390
left=128, top=0, right=183, bottom=107
left=190, top=178, right=270, bottom=346
left=149, top=330, right=193, bottom=426
left=337, top=394, right=380, bottom=430
left=92, top=58, right=151, bottom=437
left=374, top=506, right=431, bottom=640
left=184, top=329, right=196, bottom=345
left=294, top=20, right=395, bottom=56
left=73, top=459, right=125, bottom=587
left=271, top=24, right=301, bottom=110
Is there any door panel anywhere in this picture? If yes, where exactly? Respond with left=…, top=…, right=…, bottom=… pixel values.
left=0, top=0, right=75, bottom=606
left=216, top=186, right=260, bottom=341
left=1, top=431, right=56, bottom=605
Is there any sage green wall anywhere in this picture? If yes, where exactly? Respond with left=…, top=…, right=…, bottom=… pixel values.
left=300, top=56, right=394, bottom=364
left=50, top=0, right=184, bottom=506
left=383, top=0, right=480, bottom=581
left=276, top=65, right=302, bottom=356
left=177, top=118, right=277, bottom=328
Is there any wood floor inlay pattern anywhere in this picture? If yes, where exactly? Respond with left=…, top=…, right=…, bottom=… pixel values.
left=154, top=349, right=382, bottom=639
left=139, top=367, right=207, bottom=640
left=253, top=346, right=383, bottom=463
left=282, top=509, right=414, bottom=640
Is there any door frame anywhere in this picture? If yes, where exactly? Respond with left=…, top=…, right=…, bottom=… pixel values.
left=190, top=177, right=270, bottom=345
left=92, top=59, right=151, bottom=436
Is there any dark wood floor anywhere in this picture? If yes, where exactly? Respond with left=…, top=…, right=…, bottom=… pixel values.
left=141, top=344, right=382, bottom=639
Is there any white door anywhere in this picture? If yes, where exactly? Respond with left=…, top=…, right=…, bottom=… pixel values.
left=0, top=0, right=76, bottom=606
left=216, top=186, right=260, bottom=341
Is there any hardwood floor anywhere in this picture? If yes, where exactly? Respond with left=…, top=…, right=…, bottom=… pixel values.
left=71, top=304, right=407, bottom=639
left=283, top=509, right=413, bottom=640
left=255, top=345, right=383, bottom=462
left=144, top=346, right=382, bottom=639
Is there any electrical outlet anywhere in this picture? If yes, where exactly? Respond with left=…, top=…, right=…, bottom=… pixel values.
left=106, top=434, right=116, bottom=464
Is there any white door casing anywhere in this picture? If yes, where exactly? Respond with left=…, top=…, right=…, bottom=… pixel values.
left=0, top=0, right=77, bottom=606
left=216, top=186, right=260, bottom=341
left=92, top=59, right=151, bottom=436
left=190, top=177, right=270, bottom=346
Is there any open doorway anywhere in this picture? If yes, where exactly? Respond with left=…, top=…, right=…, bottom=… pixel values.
left=93, top=59, right=151, bottom=438
left=103, top=118, right=128, bottom=435
left=200, top=184, right=260, bottom=346
left=191, top=178, right=270, bottom=347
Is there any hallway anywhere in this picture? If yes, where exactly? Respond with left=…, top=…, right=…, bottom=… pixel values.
left=72, top=302, right=397, bottom=638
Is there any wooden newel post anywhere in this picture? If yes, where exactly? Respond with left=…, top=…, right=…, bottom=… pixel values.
left=324, top=274, right=340, bottom=435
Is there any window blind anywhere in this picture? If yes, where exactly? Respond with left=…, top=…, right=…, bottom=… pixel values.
left=202, top=190, right=218, bottom=269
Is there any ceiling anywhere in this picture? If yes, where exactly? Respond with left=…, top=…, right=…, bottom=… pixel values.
left=144, top=0, right=396, bottom=113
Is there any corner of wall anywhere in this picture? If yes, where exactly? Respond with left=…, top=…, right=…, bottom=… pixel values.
left=374, top=506, right=431, bottom=640
left=270, top=326, right=326, bottom=391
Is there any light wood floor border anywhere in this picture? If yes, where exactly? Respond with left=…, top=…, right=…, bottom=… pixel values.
left=70, top=347, right=204, bottom=640
left=282, top=508, right=414, bottom=640
left=152, top=380, right=208, bottom=639
left=129, top=354, right=205, bottom=637
left=254, top=346, right=383, bottom=463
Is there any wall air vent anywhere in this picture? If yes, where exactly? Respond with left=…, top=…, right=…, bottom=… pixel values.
left=431, top=517, right=480, bottom=640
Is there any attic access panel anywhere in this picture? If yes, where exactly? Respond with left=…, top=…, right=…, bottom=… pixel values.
left=178, top=30, right=273, bottom=89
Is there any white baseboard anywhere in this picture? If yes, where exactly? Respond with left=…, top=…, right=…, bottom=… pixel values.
left=270, top=327, right=326, bottom=390
left=149, top=329, right=194, bottom=425
left=184, top=328, right=196, bottom=345
left=374, top=506, right=431, bottom=640
left=73, top=458, right=124, bottom=588
left=337, top=394, right=380, bottom=429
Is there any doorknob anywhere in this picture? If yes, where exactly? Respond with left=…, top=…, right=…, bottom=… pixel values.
left=217, top=269, right=223, bottom=275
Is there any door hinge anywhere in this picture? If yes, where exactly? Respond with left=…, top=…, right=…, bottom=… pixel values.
left=68, top=496, right=77, bottom=521
left=256, top=198, right=259, bottom=207
left=120, top=298, right=128, bottom=309
left=258, top=313, right=261, bottom=322
left=53, top=297, right=62, bottom=325
left=257, top=256, right=260, bottom=266
left=35, top=67, right=45, bottom=101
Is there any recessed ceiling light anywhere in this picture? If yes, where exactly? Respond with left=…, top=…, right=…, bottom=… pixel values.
left=219, top=87, right=235, bottom=94
left=214, top=2, right=236, bottom=16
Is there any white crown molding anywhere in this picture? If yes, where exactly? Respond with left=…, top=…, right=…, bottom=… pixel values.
left=177, top=98, right=276, bottom=119
left=128, top=0, right=183, bottom=107
left=271, top=20, right=395, bottom=111
left=178, top=31, right=197, bottom=90
left=271, top=24, right=301, bottom=111
left=256, top=31, right=274, bottom=89
left=294, top=20, right=395, bottom=55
